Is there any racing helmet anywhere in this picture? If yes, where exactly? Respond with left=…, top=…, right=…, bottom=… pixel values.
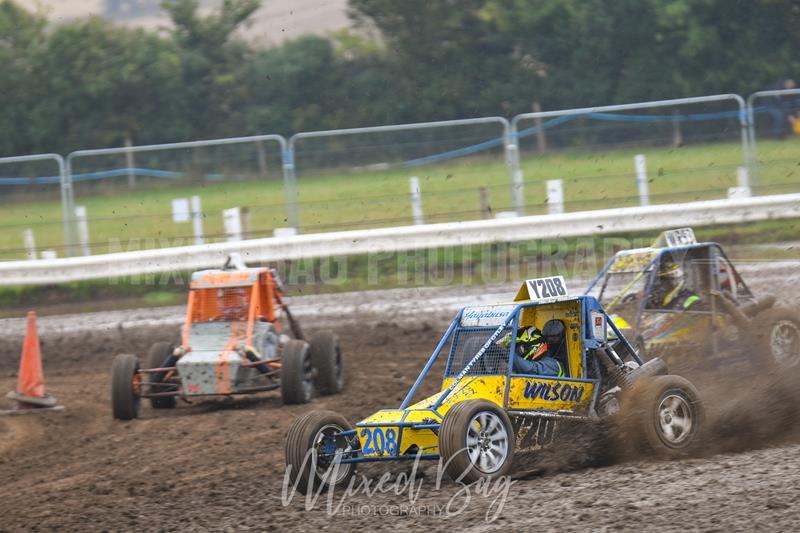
left=542, top=319, right=566, bottom=349
left=515, top=326, right=548, bottom=361
left=658, top=258, right=684, bottom=286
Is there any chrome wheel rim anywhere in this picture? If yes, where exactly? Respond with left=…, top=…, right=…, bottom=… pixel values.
left=657, top=393, right=694, bottom=447
left=465, top=411, right=509, bottom=474
left=770, top=320, right=800, bottom=368
left=312, top=424, right=352, bottom=484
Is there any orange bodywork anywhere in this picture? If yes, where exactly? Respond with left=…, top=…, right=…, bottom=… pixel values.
left=181, top=270, right=284, bottom=349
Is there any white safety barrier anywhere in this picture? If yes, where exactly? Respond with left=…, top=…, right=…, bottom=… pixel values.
left=1, top=193, right=799, bottom=286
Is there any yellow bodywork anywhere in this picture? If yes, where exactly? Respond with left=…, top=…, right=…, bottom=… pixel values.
left=356, top=374, right=595, bottom=457
left=355, top=282, right=597, bottom=458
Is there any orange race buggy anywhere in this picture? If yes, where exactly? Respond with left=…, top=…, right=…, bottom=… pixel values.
left=110, top=254, right=344, bottom=420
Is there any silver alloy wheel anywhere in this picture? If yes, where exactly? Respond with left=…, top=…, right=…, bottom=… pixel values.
left=770, top=320, right=800, bottom=368
left=656, top=393, right=694, bottom=447
left=465, top=411, right=509, bottom=474
left=312, top=424, right=352, bottom=484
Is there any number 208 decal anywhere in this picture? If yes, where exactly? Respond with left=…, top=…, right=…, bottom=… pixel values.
left=359, top=427, right=399, bottom=455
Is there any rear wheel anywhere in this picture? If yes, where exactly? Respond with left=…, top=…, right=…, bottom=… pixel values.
left=146, top=342, right=177, bottom=409
left=285, top=411, right=356, bottom=492
left=439, top=400, right=515, bottom=483
left=111, top=353, right=141, bottom=420
left=281, top=340, right=313, bottom=404
left=750, top=308, right=800, bottom=369
left=309, top=331, right=344, bottom=395
left=620, top=375, right=703, bottom=458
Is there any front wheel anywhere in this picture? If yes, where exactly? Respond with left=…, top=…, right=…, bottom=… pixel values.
left=749, top=308, right=800, bottom=369
left=621, top=375, right=703, bottom=458
left=285, top=411, right=356, bottom=493
left=111, top=353, right=141, bottom=420
left=439, top=400, right=515, bottom=483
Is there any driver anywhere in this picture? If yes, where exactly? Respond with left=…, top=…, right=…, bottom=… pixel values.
left=651, top=259, right=702, bottom=310
left=218, top=287, right=249, bottom=320
left=498, top=326, right=564, bottom=377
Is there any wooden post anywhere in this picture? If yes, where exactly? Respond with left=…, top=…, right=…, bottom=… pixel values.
left=479, top=187, right=492, bottom=219
left=191, top=196, right=204, bottom=245
left=241, top=206, right=251, bottom=240
left=23, top=229, right=36, bottom=260
left=635, top=154, right=650, bottom=206
left=409, top=176, right=424, bottom=225
left=75, top=206, right=91, bottom=256
left=546, top=180, right=564, bottom=214
left=533, top=101, right=547, bottom=154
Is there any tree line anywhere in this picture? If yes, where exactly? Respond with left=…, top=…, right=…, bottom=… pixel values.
left=1, top=0, right=798, bottom=157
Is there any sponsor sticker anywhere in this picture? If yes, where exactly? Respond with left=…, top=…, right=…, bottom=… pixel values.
left=460, top=305, right=516, bottom=327
left=591, top=310, right=606, bottom=339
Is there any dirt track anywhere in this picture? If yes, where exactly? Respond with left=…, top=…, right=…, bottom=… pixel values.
left=1, top=275, right=800, bottom=531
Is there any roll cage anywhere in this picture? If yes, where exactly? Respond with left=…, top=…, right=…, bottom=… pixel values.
left=399, top=296, right=643, bottom=412
left=584, top=242, right=759, bottom=357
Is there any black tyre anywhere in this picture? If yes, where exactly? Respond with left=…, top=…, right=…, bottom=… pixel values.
left=620, top=375, right=703, bottom=458
left=285, top=410, right=355, bottom=493
left=439, top=400, right=515, bottom=483
left=749, top=308, right=800, bottom=369
left=111, top=353, right=141, bottom=420
left=146, top=342, right=177, bottom=409
left=309, top=331, right=344, bottom=395
left=281, top=340, right=313, bottom=404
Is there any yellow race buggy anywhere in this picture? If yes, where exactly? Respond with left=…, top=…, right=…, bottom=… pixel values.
left=285, top=277, right=703, bottom=489
left=585, top=228, right=800, bottom=369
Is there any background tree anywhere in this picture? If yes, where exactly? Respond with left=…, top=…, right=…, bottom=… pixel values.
left=28, top=18, right=183, bottom=153
left=0, top=1, right=46, bottom=155
left=1, top=0, right=799, bottom=157
left=160, top=0, right=261, bottom=139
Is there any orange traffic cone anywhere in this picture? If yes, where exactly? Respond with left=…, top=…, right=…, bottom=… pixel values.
left=4, top=311, right=60, bottom=412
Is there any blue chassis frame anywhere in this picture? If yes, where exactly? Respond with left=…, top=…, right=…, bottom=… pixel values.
left=322, top=296, right=643, bottom=465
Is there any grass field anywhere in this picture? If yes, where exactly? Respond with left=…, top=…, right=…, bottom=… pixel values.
left=1, top=138, right=798, bottom=260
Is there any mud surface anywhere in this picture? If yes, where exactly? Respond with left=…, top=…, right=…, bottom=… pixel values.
left=0, top=272, right=799, bottom=531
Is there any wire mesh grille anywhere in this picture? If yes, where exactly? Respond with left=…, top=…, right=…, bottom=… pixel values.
left=445, top=327, right=512, bottom=377
left=192, top=286, right=253, bottom=322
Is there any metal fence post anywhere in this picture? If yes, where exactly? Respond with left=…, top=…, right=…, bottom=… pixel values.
left=65, top=133, right=288, bottom=248
left=505, top=119, right=525, bottom=216
left=511, top=94, right=749, bottom=207
left=746, top=88, right=800, bottom=196
left=282, top=140, right=300, bottom=230
left=290, top=117, right=510, bottom=226
left=0, top=154, right=72, bottom=259
left=64, top=154, right=78, bottom=257
left=731, top=94, right=751, bottom=194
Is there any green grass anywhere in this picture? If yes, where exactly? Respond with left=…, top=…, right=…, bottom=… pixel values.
left=1, top=138, right=798, bottom=260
